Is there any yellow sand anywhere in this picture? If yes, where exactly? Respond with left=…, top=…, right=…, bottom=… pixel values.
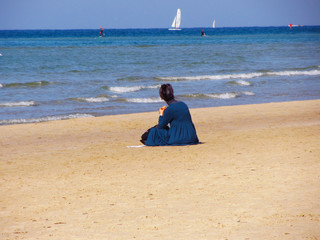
left=1, top=100, right=320, bottom=240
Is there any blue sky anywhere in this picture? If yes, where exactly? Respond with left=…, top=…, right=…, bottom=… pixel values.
left=1, top=0, right=319, bottom=29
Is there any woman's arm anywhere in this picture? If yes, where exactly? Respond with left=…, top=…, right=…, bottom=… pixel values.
left=158, top=107, right=172, bottom=129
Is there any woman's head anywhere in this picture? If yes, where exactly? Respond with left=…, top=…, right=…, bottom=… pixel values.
left=159, top=84, right=174, bottom=102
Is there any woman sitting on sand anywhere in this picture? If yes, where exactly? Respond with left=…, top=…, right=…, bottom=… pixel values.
left=141, top=84, right=199, bottom=146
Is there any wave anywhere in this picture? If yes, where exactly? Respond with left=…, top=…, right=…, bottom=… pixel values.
left=70, top=97, right=109, bottom=103
left=108, top=85, right=160, bottom=93
left=124, top=97, right=163, bottom=103
left=290, top=65, right=320, bottom=71
left=158, top=73, right=263, bottom=81
left=181, top=91, right=255, bottom=99
left=157, top=69, right=320, bottom=82
left=1, top=81, right=51, bottom=88
left=242, top=91, right=255, bottom=96
left=117, top=76, right=144, bottom=81
left=0, top=113, right=94, bottom=125
left=183, top=93, right=239, bottom=99
left=206, top=93, right=239, bottom=99
left=228, top=80, right=252, bottom=86
left=0, top=101, right=36, bottom=107
left=268, top=70, right=320, bottom=76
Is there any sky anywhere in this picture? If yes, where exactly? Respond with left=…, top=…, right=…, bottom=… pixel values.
left=1, top=0, right=320, bottom=30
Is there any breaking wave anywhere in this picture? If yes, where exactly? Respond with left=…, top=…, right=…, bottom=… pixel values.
left=269, top=70, right=320, bottom=76
left=70, top=97, right=109, bottom=103
left=124, top=97, right=163, bottom=103
left=228, top=80, right=252, bottom=86
left=0, top=113, right=94, bottom=125
left=0, top=101, right=36, bottom=107
left=108, top=85, right=160, bottom=93
left=157, top=69, right=320, bottom=82
left=181, top=91, right=255, bottom=99
left=0, top=81, right=51, bottom=88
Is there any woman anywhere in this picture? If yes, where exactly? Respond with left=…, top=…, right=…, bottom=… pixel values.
left=142, top=84, right=199, bottom=146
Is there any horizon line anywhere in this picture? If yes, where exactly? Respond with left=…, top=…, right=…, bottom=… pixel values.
left=1, top=25, right=319, bottom=31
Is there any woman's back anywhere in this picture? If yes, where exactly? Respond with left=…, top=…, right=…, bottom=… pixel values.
left=166, top=101, right=199, bottom=145
left=147, top=101, right=199, bottom=146
left=143, top=83, right=199, bottom=146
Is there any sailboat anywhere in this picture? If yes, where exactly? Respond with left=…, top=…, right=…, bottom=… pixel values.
left=288, top=24, right=302, bottom=28
left=169, top=9, right=181, bottom=30
left=212, top=19, right=216, bottom=28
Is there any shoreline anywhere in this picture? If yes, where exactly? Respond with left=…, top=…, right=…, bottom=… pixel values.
left=1, top=99, right=320, bottom=126
left=1, top=99, right=320, bottom=239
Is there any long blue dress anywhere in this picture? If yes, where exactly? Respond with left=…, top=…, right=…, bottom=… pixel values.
left=146, top=101, right=199, bottom=146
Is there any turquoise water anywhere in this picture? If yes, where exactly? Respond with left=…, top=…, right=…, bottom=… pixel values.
left=0, top=27, right=319, bottom=124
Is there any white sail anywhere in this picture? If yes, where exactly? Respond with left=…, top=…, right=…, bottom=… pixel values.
left=213, top=19, right=216, bottom=28
left=175, top=9, right=181, bottom=28
left=171, top=16, right=177, bottom=28
left=169, top=9, right=181, bottom=30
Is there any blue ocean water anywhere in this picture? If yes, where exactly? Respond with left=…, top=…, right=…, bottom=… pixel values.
left=0, top=27, right=320, bottom=125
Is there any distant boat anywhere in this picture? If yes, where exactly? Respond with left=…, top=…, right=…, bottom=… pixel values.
left=212, top=19, right=216, bottom=28
left=169, top=9, right=181, bottom=30
left=288, top=24, right=303, bottom=28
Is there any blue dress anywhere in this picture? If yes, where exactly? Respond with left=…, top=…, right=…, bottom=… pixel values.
left=146, top=101, right=199, bottom=146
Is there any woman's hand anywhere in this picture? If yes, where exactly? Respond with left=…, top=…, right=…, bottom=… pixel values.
left=159, top=106, right=167, bottom=116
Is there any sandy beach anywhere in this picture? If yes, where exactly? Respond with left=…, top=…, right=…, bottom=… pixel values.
left=1, top=100, right=320, bottom=240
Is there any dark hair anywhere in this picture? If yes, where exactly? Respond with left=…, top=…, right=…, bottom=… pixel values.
left=159, top=84, right=174, bottom=102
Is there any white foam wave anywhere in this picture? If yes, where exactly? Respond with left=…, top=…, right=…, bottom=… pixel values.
left=126, top=98, right=163, bottom=103
left=206, top=93, right=239, bottom=99
left=159, top=69, right=320, bottom=82
left=109, top=85, right=160, bottom=93
left=79, top=97, right=109, bottom=103
left=268, top=70, right=320, bottom=76
left=0, top=113, right=94, bottom=125
left=0, top=83, right=3, bottom=88
left=110, top=86, right=142, bottom=93
left=206, top=92, right=255, bottom=99
left=242, top=91, right=255, bottom=96
left=207, top=91, right=254, bottom=99
left=160, top=73, right=263, bottom=81
left=0, top=101, right=36, bottom=107
left=236, top=80, right=251, bottom=86
left=186, top=91, right=255, bottom=99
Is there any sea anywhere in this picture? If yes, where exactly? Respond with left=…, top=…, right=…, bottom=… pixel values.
left=0, top=26, right=320, bottom=125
